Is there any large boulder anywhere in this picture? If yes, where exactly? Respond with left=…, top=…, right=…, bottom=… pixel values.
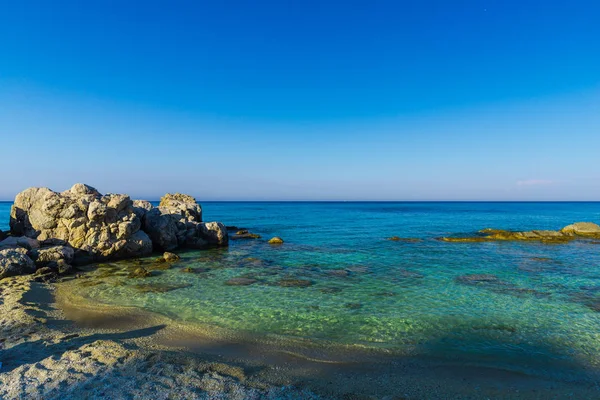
left=29, top=245, right=75, bottom=267
left=10, top=183, right=152, bottom=262
left=561, top=222, right=600, bottom=237
left=142, top=193, right=227, bottom=251
left=0, top=236, right=40, bottom=250
left=0, top=248, right=36, bottom=279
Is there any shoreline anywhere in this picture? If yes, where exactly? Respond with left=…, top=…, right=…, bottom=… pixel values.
left=2, top=273, right=600, bottom=399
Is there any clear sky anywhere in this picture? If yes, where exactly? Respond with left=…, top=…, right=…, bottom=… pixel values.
left=1, top=1, right=599, bottom=200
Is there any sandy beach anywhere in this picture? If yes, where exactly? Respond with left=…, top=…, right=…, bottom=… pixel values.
left=2, top=270, right=600, bottom=399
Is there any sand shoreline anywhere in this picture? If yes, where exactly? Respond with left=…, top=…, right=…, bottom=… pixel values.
left=2, top=273, right=600, bottom=399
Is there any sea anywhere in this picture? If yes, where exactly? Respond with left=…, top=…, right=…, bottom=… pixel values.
left=2, top=201, right=600, bottom=384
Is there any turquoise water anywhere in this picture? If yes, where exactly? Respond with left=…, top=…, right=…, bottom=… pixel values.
left=3, top=201, right=600, bottom=379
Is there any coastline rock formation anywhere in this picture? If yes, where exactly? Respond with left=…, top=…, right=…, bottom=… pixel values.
left=1, top=184, right=228, bottom=276
left=441, top=222, right=600, bottom=243
left=140, top=193, right=227, bottom=251
left=10, top=183, right=153, bottom=262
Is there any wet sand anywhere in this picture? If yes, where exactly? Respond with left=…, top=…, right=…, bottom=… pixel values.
left=1, top=274, right=600, bottom=399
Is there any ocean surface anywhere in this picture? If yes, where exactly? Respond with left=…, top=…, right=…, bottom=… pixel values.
left=3, top=201, right=600, bottom=382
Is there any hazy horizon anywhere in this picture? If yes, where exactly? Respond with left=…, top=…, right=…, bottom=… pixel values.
left=1, top=1, right=599, bottom=201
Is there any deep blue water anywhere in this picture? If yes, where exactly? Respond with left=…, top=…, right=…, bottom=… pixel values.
left=3, top=201, right=600, bottom=380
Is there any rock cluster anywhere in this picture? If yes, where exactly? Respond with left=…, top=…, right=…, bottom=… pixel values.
left=441, top=222, right=600, bottom=243
left=1, top=183, right=229, bottom=278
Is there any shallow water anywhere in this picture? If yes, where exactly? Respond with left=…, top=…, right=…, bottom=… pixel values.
left=4, top=201, right=600, bottom=382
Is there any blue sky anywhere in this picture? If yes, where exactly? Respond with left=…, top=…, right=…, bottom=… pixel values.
left=1, top=1, right=599, bottom=200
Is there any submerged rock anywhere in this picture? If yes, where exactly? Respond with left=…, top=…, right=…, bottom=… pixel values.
left=276, top=278, right=313, bottom=288
left=163, top=252, right=180, bottom=262
left=0, top=248, right=36, bottom=279
left=456, top=274, right=500, bottom=284
left=327, top=269, right=350, bottom=277
left=225, top=277, right=258, bottom=286
left=231, top=233, right=261, bottom=240
left=132, top=283, right=191, bottom=293
left=387, top=237, right=421, bottom=242
left=268, top=237, right=284, bottom=244
left=128, top=267, right=152, bottom=278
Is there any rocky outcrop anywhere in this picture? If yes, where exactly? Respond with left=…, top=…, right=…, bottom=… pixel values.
left=9, top=184, right=153, bottom=262
left=441, top=221, right=600, bottom=243
left=6, top=184, right=228, bottom=272
left=142, top=193, right=227, bottom=251
left=29, top=245, right=75, bottom=267
left=561, top=222, right=600, bottom=237
left=0, top=248, right=36, bottom=279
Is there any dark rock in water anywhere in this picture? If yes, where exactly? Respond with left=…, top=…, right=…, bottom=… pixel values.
left=236, top=230, right=249, bottom=235
left=128, top=267, right=152, bottom=278
left=320, top=287, right=343, bottom=294
left=132, top=283, right=191, bottom=293
left=397, top=269, right=424, bottom=279
left=372, top=291, right=397, bottom=297
left=0, top=248, right=36, bottom=279
left=268, top=237, right=284, bottom=244
left=327, top=269, right=350, bottom=278
left=163, top=252, right=180, bottom=262
left=225, top=277, right=258, bottom=286
left=439, top=237, right=491, bottom=243
left=387, top=237, right=422, bottom=242
left=346, top=265, right=371, bottom=274
left=276, top=278, right=313, bottom=288
left=345, top=303, right=362, bottom=310
left=181, top=267, right=194, bottom=273
left=145, top=262, right=172, bottom=271
left=456, top=274, right=500, bottom=284
left=231, top=233, right=261, bottom=240
left=0, top=229, right=5, bottom=241
left=225, top=226, right=240, bottom=231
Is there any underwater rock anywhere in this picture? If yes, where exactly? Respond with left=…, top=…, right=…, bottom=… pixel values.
left=231, top=233, right=261, bottom=240
left=0, top=248, right=36, bottom=279
left=397, top=269, right=425, bottom=279
left=236, top=230, right=248, bottom=235
left=132, top=283, right=191, bottom=293
left=276, top=278, right=313, bottom=288
left=163, top=252, right=180, bottom=262
left=225, top=277, right=258, bottom=286
left=268, top=237, right=284, bottom=244
left=439, top=237, right=491, bottom=243
left=181, top=267, right=194, bottom=273
left=327, top=269, right=350, bottom=277
left=455, top=274, right=500, bottom=284
left=319, top=287, right=343, bottom=294
left=128, top=267, right=152, bottom=278
left=387, top=237, right=422, bottom=242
